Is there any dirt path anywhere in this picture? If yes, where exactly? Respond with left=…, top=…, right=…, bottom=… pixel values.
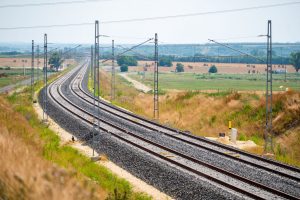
left=33, top=95, right=172, bottom=200
left=119, top=73, right=152, bottom=93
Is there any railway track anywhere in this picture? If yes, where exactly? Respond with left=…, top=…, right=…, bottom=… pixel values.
left=74, top=63, right=300, bottom=182
left=46, top=62, right=300, bottom=199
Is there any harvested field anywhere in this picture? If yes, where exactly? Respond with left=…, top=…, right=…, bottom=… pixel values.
left=128, top=61, right=296, bottom=74
left=0, top=58, right=76, bottom=68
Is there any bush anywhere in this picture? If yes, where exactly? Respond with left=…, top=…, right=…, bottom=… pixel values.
left=176, top=63, right=184, bottom=72
left=159, top=57, right=172, bottom=67
left=208, top=65, right=218, bottom=73
left=120, top=64, right=128, bottom=72
left=117, top=56, right=137, bottom=66
left=5, top=66, right=11, bottom=70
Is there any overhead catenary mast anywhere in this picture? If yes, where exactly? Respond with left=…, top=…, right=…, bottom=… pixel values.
left=153, top=33, right=159, bottom=120
left=37, top=45, right=40, bottom=82
left=111, top=39, right=115, bottom=101
left=91, top=45, right=94, bottom=80
left=92, top=20, right=100, bottom=157
left=31, top=40, right=34, bottom=100
left=264, top=20, right=274, bottom=154
left=43, top=33, right=48, bottom=122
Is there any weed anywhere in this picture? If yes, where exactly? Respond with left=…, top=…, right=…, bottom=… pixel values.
left=209, top=115, right=217, bottom=127
left=239, top=132, right=247, bottom=141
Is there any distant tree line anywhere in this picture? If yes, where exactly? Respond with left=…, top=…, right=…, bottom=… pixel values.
left=0, top=51, right=22, bottom=56
left=101, top=54, right=291, bottom=65
left=100, top=51, right=300, bottom=73
left=167, top=54, right=291, bottom=65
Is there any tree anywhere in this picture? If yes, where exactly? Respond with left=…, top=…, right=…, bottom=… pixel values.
left=117, top=56, right=137, bottom=66
left=120, top=64, right=128, bottom=72
left=208, top=65, right=218, bottom=73
left=159, top=57, right=173, bottom=67
left=290, top=52, right=300, bottom=72
left=176, top=63, right=184, bottom=72
left=48, top=52, right=62, bottom=71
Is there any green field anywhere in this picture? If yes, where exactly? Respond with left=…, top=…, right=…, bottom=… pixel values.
left=0, top=68, right=43, bottom=88
left=129, top=72, right=300, bottom=91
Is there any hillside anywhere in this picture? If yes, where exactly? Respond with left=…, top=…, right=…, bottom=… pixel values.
left=0, top=95, right=105, bottom=199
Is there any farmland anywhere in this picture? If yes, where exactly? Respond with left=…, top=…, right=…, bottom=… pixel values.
left=128, top=72, right=300, bottom=91
left=0, top=57, right=76, bottom=89
left=0, top=68, right=43, bottom=88
left=0, top=68, right=28, bottom=88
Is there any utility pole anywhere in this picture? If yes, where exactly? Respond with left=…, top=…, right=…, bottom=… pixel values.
left=153, top=33, right=159, bottom=120
left=92, top=20, right=100, bottom=157
left=43, top=34, right=48, bottom=122
left=193, top=45, right=196, bottom=63
left=91, top=45, right=94, bottom=80
left=281, top=47, right=287, bottom=82
left=37, top=45, right=40, bottom=82
left=23, top=60, right=25, bottom=76
left=31, top=40, right=35, bottom=100
left=217, top=47, right=220, bottom=63
left=111, top=39, right=115, bottom=101
left=264, top=20, right=274, bottom=154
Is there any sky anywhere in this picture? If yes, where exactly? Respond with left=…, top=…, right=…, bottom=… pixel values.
left=0, top=0, right=300, bottom=45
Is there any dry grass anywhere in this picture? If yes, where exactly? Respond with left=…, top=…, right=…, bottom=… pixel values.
left=0, top=68, right=152, bottom=200
left=0, top=96, right=106, bottom=200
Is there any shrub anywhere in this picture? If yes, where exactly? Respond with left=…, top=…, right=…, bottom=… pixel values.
left=117, top=56, right=137, bottom=66
left=159, top=57, right=172, bottom=67
left=120, top=64, right=128, bottom=72
left=208, top=65, right=218, bottom=73
left=176, top=63, right=184, bottom=72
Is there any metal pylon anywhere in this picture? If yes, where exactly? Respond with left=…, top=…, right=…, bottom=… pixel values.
left=37, top=45, right=40, bottom=82
left=92, top=20, right=100, bottom=156
left=91, top=45, right=94, bottom=80
left=111, top=40, right=115, bottom=101
left=264, top=20, right=274, bottom=154
left=43, top=34, right=48, bottom=122
left=31, top=40, right=34, bottom=100
left=153, top=33, right=159, bottom=120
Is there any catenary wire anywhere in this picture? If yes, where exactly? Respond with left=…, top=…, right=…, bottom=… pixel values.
left=0, top=1, right=300, bottom=30
left=0, top=0, right=110, bottom=9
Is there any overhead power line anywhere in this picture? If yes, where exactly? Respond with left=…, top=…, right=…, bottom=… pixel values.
left=208, top=39, right=265, bottom=62
left=0, top=22, right=93, bottom=30
left=0, top=0, right=110, bottom=9
left=102, top=38, right=153, bottom=63
left=0, top=1, right=300, bottom=30
left=102, top=1, right=300, bottom=24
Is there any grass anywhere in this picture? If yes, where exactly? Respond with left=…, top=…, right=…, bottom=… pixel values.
left=0, top=93, right=106, bottom=199
left=129, top=72, right=300, bottom=91
left=0, top=68, right=44, bottom=88
left=1, top=66, right=151, bottom=200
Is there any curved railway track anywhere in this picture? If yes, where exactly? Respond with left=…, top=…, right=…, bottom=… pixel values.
left=46, top=62, right=300, bottom=200
left=75, top=63, right=300, bottom=182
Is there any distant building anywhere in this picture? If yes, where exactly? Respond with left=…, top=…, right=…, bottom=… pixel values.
left=273, top=69, right=287, bottom=74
